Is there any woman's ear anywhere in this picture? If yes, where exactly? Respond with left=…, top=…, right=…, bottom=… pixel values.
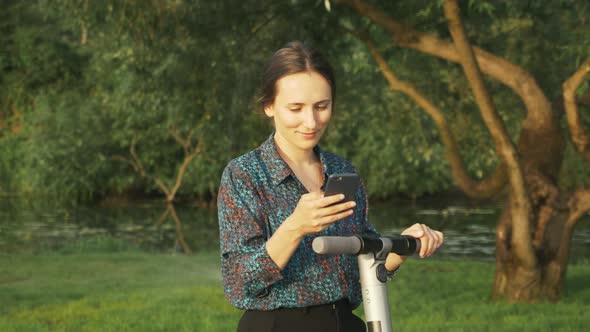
left=263, top=104, right=274, bottom=118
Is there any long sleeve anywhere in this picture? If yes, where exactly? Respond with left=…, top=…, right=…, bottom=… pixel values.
left=217, top=135, right=373, bottom=310
left=217, top=163, right=282, bottom=309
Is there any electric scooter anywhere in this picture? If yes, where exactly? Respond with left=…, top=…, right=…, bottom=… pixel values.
left=312, top=235, right=420, bottom=332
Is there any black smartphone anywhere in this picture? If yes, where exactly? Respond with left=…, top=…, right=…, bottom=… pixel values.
left=324, top=173, right=360, bottom=203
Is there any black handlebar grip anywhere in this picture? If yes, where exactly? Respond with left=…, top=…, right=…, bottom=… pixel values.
left=385, top=236, right=421, bottom=256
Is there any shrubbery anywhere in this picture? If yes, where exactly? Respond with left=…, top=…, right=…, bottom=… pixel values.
left=1, top=0, right=589, bottom=203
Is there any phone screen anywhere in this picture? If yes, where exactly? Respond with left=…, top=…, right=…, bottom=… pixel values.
left=324, top=173, right=360, bottom=203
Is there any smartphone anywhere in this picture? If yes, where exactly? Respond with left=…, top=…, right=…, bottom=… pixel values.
left=324, top=173, right=360, bottom=203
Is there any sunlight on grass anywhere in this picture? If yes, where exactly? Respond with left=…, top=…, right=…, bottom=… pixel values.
left=1, top=246, right=589, bottom=332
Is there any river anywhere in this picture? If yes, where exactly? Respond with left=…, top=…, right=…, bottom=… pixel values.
left=1, top=196, right=589, bottom=262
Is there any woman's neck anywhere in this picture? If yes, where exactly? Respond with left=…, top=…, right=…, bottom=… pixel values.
left=273, top=134, right=317, bottom=166
left=273, top=134, right=323, bottom=193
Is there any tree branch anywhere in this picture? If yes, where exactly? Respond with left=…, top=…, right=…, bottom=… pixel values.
left=563, top=58, right=590, bottom=162
left=165, top=128, right=203, bottom=202
left=346, top=27, right=506, bottom=198
left=168, top=125, right=191, bottom=154
left=129, top=134, right=172, bottom=198
left=336, top=0, right=553, bottom=130
left=155, top=205, right=171, bottom=226
left=169, top=203, right=192, bottom=254
left=128, top=135, right=147, bottom=177
left=113, top=129, right=202, bottom=203
left=80, top=0, right=88, bottom=45
left=553, top=188, right=590, bottom=267
left=443, top=0, right=535, bottom=268
left=566, top=188, right=590, bottom=226
left=111, top=154, right=139, bottom=173
left=167, top=143, right=200, bottom=202
left=528, top=169, right=559, bottom=250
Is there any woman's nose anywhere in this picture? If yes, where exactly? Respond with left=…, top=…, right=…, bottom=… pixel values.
left=303, top=108, right=317, bottom=129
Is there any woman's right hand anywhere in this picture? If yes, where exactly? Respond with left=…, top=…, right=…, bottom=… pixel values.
left=285, top=192, right=356, bottom=237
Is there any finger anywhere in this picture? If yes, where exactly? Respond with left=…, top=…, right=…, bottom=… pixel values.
left=425, top=229, right=442, bottom=255
left=317, top=194, right=346, bottom=207
left=417, top=224, right=430, bottom=258
left=423, top=227, right=436, bottom=257
left=434, top=230, right=444, bottom=249
left=427, top=228, right=444, bottom=257
left=322, top=200, right=356, bottom=216
left=318, top=208, right=354, bottom=225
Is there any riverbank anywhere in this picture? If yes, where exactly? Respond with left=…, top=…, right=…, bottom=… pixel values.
left=1, top=248, right=589, bottom=332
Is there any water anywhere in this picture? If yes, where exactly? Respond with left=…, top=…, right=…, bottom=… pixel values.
left=1, top=196, right=589, bottom=262
left=371, top=200, right=500, bottom=260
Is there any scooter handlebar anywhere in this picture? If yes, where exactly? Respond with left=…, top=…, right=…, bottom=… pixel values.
left=312, top=235, right=421, bottom=256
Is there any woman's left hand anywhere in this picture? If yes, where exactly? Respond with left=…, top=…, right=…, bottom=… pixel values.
left=385, top=223, right=444, bottom=271
left=401, top=223, right=444, bottom=258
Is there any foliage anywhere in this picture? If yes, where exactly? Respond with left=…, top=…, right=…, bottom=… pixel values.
left=559, top=140, right=590, bottom=189
left=0, top=0, right=589, bottom=202
left=0, top=0, right=272, bottom=202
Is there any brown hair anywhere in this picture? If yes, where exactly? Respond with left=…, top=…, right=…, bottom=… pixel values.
left=258, top=41, right=336, bottom=109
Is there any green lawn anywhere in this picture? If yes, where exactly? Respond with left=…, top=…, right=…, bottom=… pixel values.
left=1, top=244, right=589, bottom=332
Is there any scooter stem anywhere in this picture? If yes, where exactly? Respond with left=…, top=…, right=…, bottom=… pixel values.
left=358, top=252, right=393, bottom=332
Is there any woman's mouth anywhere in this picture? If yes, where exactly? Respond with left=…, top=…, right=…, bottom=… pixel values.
left=298, top=131, right=318, bottom=139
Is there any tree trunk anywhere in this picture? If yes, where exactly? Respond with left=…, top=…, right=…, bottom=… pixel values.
left=493, top=188, right=587, bottom=302
left=493, top=56, right=590, bottom=302
left=335, top=0, right=590, bottom=302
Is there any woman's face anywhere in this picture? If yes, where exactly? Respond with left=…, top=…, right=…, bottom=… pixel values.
left=264, top=71, right=332, bottom=153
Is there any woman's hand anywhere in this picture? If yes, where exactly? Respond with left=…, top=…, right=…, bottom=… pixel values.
left=402, top=223, right=444, bottom=258
left=385, top=223, right=444, bottom=271
left=267, top=192, right=356, bottom=269
left=285, top=192, right=356, bottom=238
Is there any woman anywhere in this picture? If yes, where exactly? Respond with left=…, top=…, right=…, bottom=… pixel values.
left=218, top=41, right=444, bottom=332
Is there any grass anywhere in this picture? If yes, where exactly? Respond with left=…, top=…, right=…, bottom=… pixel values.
left=387, top=260, right=590, bottom=331
left=1, top=238, right=589, bottom=331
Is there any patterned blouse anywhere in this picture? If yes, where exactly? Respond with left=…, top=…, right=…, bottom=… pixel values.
left=217, top=134, right=379, bottom=310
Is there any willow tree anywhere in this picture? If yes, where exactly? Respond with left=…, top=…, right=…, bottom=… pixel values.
left=332, top=0, right=590, bottom=302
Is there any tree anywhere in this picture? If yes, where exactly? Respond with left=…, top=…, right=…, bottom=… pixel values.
left=0, top=0, right=269, bottom=202
left=0, top=0, right=476, bottom=200
left=332, top=0, right=590, bottom=302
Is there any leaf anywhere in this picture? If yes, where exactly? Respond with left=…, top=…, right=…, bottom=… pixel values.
left=324, top=0, right=331, bottom=12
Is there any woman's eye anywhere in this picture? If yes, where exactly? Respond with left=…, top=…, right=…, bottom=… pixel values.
left=288, top=107, right=302, bottom=112
left=315, top=105, right=328, bottom=110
